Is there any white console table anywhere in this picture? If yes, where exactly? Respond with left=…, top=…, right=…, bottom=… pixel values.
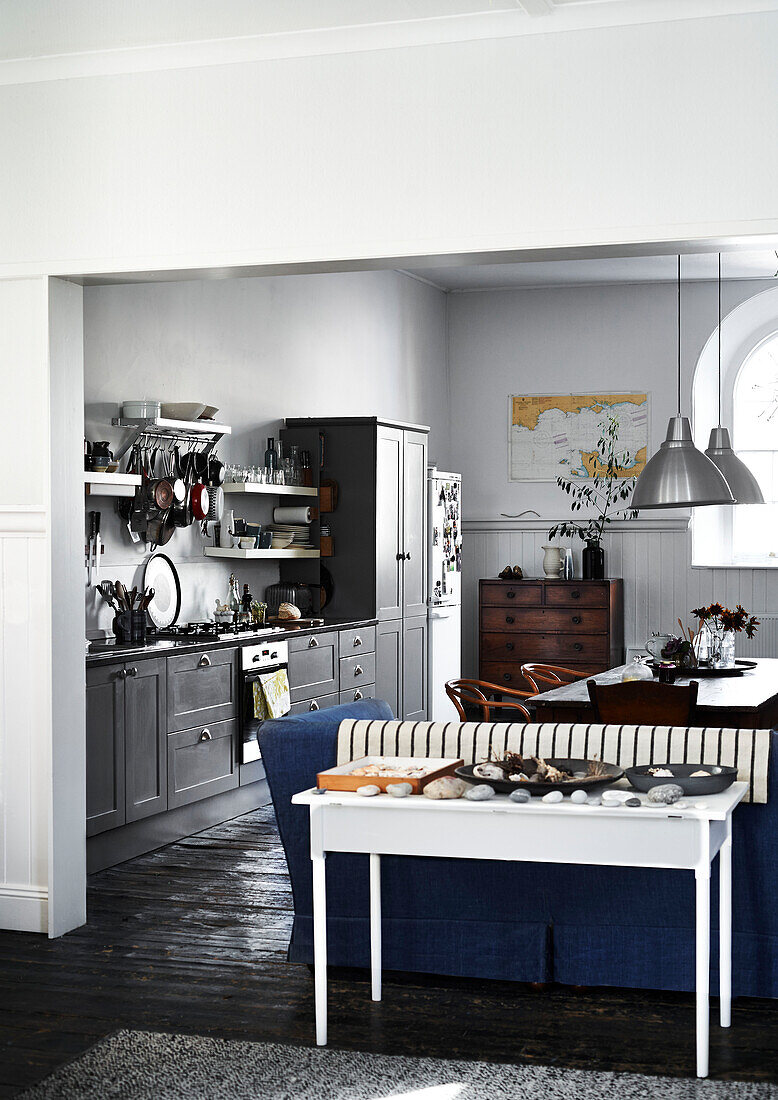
left=292, top=782, right=747, bottom=1078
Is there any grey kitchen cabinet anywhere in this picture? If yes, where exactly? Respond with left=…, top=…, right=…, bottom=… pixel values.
left=339, top=650, right=375, bottom=687
left=288, top=631, right=339, bottom=703
left=376, top=425, right=404, bottom=620
left=168, top=717, right=238, bottom=809
left=375, top=618, right=402, bottom=718
left=339, top=625, right=376, bottom=654
left=86, top=663, right=125, bottom=837
left=339, top=684, right=376, bottom=705
left=125, top=657, right=167, bottom=823
left=402, top=615, right=428, bottom=722
left=401, top=430, right=428, bottom=619
left=87, top=656, right=166, bottom=835
left=167, top=647, right=237, bottom=732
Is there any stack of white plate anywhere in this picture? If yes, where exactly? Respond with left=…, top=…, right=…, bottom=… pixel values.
left=269, top=523, right=314, bottom=549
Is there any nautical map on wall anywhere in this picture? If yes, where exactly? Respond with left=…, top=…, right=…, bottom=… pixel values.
left=509, top=392, right=649, bottom=482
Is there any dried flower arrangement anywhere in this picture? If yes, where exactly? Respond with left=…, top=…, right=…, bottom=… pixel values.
left=476, top=751, right=608, bottom=786
left=691, top=603, right=760, bottom=638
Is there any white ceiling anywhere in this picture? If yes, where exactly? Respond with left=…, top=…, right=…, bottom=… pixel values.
left=1, top=0, right=776, bottom=72
left=408, top=250, right=778, bottom=291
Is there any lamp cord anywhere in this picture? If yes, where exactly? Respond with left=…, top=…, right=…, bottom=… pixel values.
left=677, top=254, right=681, bottom=414
left=717, top=252, right=722, bottom=427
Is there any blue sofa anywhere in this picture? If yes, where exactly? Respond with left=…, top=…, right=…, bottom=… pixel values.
left=260, top=701, right=778, bottom=997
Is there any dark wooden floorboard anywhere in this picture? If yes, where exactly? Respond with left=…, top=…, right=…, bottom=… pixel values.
left=1, top=804, right=778, bottom=1095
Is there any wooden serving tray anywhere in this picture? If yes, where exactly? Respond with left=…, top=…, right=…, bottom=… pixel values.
left=317, top=756, right=464, bottom=795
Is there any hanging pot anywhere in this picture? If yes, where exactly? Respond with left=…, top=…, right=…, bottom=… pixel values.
left=190, top=483, right=209, bottom=521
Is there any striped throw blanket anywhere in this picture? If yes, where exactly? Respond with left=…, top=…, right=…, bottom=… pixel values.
left=336, top=720, right=772, bottom=803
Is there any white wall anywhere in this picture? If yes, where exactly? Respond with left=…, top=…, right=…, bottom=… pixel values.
left=447, top=279, right=778, bottom=675
left=84, top=269, right=449, bottom=634
left=1, top=13, right=777, bottom=278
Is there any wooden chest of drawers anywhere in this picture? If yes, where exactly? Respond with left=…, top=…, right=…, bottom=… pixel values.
left=479, top=578, right=624, bottom=691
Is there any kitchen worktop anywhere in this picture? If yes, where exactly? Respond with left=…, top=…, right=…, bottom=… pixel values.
left=86, top=617, right=378, bottom=666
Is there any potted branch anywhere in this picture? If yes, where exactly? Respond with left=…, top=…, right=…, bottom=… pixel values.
left=548, top=416, right=639, bottom=579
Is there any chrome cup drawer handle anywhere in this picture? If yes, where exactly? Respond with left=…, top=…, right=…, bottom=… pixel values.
left=199, top=728, right=212, bottom=742
left=354, top=665, right=363, bottom=677
left=354, top=690, right=363, bottom=701
left=309, top=700, right=320, bottom=711
left=308, top=637, right=319, bottom=648
left=198, top=654, right=211, bottom=668
left=353, top=637, right=362, bottom=647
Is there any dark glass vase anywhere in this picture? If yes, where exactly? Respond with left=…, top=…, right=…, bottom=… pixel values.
left=582, top=540, right=605, bottom=580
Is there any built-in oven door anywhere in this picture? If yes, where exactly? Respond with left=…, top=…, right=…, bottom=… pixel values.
left=241, top=664, right=287, bottom=763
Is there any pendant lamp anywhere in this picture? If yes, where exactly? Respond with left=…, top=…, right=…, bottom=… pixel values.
left=631, top=256, right=735, bottom=510
left=703, top=254, right=764, bottom=504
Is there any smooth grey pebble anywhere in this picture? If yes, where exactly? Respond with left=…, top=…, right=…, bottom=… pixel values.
left=356, top=784, right=380, bottom=797
left=510, top=790, right=531, bottom=804
left=570, top=790, right=588, bottom=804
left=386, top=782, right=412, bottom=798
left=542, top=790, right=564, bottom=804
left=464, top=784, right=495, bottom=801
left=587, top=795, right=602, bottom=806
left=624, top=796, right=642, bottom=807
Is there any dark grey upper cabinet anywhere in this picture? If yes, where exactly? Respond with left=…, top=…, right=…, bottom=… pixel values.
left=125, top=657, right=167, bottom=823
left=402, top=430, right=428, bottom=619
left=376, top=425, right=404, bottom=621
left=402, top=615, right=428, bottom=722
left=167, top=647, right=237, bottom=732
left=86, top=664, right=125, bottom=837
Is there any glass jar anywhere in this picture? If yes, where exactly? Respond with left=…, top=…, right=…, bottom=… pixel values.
left=622, top=656, right=653, bottom=682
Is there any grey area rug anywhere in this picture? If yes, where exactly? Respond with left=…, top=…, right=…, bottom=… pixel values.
left=19, top=1029, right=778, bottom=1100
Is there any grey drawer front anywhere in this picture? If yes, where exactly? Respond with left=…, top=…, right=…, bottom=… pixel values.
left=168, top=717, right=238, bottom=809
left=167, top=648, right=237, bottom=732
left=339, top=683, right=376, bottom=705
left=339, top=625, right=376, bottom=655
left=340, top=651, right=375, bottom=686
left=288, top=692, right=340, bottom=716
left=289, top=631, right=339, bottom=702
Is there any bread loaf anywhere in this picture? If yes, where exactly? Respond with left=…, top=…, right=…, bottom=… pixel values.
left=277, top=602, right=301, bottom=621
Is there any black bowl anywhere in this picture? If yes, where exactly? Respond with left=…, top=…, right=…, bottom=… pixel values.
left=626, top=763, right=737, bottom=796
left=456, top=758, right=624, bottom=797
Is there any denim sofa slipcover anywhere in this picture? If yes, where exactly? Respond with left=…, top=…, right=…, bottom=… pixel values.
left=260, top=702, right=778, bottom=997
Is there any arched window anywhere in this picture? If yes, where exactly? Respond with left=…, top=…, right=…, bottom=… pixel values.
left=730, top=333, right=778, bottom=564
left=692, top=286, right=778, bottom=568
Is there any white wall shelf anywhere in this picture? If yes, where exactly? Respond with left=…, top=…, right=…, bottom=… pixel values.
left=204, top=547, right=320, bottom=560
left=84, top=471, right=142, bottom=498
left=222, top=482, right=317, bottom=498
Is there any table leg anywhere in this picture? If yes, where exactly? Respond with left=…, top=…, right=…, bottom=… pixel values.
left=696, top=862, right=711, bottom=1078
left=370, top=852, right=382, bottom=1002
left=719, top=825, right=732, bottom=1028
left=312, top=853, right=327, bottom=1046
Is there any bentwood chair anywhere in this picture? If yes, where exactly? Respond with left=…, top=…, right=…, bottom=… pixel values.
left=586, top=678, right=699, bottom=725
left=445, top=678, right=533, bottom=723
left=520, top=663, right=598, bottom=694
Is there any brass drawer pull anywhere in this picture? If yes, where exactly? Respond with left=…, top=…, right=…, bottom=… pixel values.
left=199, top=728, right=212, bottom=742
left=198, top=654, right=211, bottom=668
left=308, top=637, right=319, bottom=648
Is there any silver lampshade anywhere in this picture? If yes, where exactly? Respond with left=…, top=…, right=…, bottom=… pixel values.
left=704, top=426, right=765, bottom=504
left=631, top=416, right=735, bottom=509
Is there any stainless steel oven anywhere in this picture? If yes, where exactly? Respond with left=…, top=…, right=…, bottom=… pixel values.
left=240, top=639, right=289, bottom=763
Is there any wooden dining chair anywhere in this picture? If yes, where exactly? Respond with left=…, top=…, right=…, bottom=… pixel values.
left=445, top=678, right=533, bottom=723
left=586, top=679, right=699, bottom=725
left=521, top=663, right=599, bottom=694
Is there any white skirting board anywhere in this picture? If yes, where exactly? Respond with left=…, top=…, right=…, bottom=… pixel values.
left=0, top=883, right=48, bottom=933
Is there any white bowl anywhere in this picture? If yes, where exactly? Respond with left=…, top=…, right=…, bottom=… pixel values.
left=122, top=400, right=161, bottom=419
left=160, top=402, right=207, bottom=421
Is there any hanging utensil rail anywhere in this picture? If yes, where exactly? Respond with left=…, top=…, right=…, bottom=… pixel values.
left=110, top=416, right=232, bottom=462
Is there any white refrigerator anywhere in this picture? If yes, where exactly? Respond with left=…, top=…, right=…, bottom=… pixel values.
left=427, top=468, right=462, bottom=721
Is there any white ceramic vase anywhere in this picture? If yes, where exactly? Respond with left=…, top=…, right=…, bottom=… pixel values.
left=541, top=544, right=563, bottom=578
left=220, top=509, right=235, bottom=548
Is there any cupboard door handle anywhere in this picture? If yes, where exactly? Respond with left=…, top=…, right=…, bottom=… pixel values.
left=572, top=615, right=581, bottom=625
left=354, top=690, right=363, bottom=701
left=396, top=552, right=404, bottom=561
left=116, top=668, right=127, bottom=680
left=308, top=637, right=319, bottom=648
left=309, top=700, right=320, bottom=711
left=353, top=637, right=362, bottom=647
left=507, top=591, right=516, bottom=599
left=354, top=665, right=363, bottom=677
left=199, top=728, right=212, bottom=742
left=574, top=642, right=583, bottom=652
left=128, top=666, right=138, bottom=677
left=571, top=590, right=581, bottom=599
left=405, top=552, right=411, bottom=560
left=198, top=654, right=211, bottom=668
left=506, top=642, right=514, bottom=651
left=503, top=673, right=512, bottom=682
left=505, top=616, right=515, bottom=625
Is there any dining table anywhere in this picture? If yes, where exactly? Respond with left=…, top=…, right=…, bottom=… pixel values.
left=532, top=657, right=778, bottom=729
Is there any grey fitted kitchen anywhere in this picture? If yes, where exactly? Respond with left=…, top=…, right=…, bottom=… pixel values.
left=85, top=413, right=435, bottom=871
